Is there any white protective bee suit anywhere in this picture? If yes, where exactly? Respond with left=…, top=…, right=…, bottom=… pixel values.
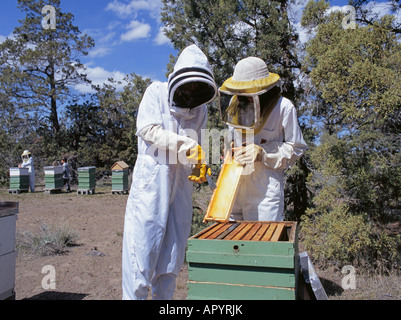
left=20, top=150, right=35, bottom=192
left=219, top=57, right=308, bottom=222
left=229, top=96, right=307, bottom=221
left=122, top=45, right=217, bottom=300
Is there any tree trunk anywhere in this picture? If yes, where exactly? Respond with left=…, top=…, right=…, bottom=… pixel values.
left=49, top=62, right=60, bottom=146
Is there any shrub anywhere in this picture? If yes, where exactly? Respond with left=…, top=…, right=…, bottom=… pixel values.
left=17, top=224, right=79, bottom=256
left=300, top=205, right=401, bottom=274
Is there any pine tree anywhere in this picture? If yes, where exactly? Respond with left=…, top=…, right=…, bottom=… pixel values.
left=0, top=0, right=94, bottom=146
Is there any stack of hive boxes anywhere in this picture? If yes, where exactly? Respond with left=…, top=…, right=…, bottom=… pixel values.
left=186, top=221, right=299, bottom=300
left=44, top=166, right=64, bottom=193
left=0, top=202, right=18, bottom=300
left=186, top=151, right=300, bottom=300
left=8, top=168, right=29, bottom=193
left=77, top=166, right=96, bottom=195
left=111, top=161, right=130, bottom=195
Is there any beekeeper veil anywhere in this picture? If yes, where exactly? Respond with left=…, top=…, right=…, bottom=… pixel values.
left=21, top=150, right=31, bottom=162
left=168, top=45, right=217, bottom=110
left=219, top=57, right=282, bottom=134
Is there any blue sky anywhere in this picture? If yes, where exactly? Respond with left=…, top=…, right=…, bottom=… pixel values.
left=0, top=0, right=177, bottom=93
left=1, top=0, right=398, bottom=94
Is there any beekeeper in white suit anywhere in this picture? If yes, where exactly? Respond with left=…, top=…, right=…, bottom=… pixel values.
left=19, top=150, right=35, bottom=192
left=122, top=44, right=217, bottom=300
left=219, top=57, right=307, bottom=221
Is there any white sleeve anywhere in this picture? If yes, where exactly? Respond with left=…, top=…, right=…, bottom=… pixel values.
left=138, top=125, right=198, bottom=155
left=135, top=82, right=164, bottom=134
left=261, top=105, right=307, bottom=170
left=21, top=158, right=33, bottom=168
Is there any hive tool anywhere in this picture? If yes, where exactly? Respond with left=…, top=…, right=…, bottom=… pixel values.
left=206, top=173, right=217, bottom=191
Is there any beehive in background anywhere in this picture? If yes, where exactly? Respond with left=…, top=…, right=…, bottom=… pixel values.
left=111, top=161, right=129, bottom=195
left=0, top=202, right=18, bottom=300
left=77, top=167, right=96, bottom=195
left=186, top=221, right=299, bottom=300
left=8, top=168, right=29, bottom=193
left=44, top=166, right=64, bottom=192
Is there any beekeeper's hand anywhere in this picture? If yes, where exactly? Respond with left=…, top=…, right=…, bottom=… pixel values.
left=188, top=163, right=211, bottom=184
left=186, top=145, right=206, bottom=165
left=233, top=144, right=265, bottom=166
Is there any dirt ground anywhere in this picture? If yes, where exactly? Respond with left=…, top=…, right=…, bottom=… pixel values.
left=1, top=185, right=400, bottom=301
left=1, top=186, right=188, bottom=300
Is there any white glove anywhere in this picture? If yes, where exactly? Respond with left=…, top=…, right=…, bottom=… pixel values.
left=234, top=144, right=265, bottom=166
left=138, top=124, right=198, bottom=154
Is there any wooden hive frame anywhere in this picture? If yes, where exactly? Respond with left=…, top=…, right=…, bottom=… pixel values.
left=192, top=221, right=297, bottom=242
left=203, top=151, right=243, bottom=222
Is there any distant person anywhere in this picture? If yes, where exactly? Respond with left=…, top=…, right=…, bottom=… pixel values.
left=61, top=157, right=71, bottom=192
left=19, top=150, right=35, bottom=192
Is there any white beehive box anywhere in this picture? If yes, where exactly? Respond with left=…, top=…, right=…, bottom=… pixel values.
left=44, top=166, right=63, bottom=175
left=0, top=202, right=18, bottom=300
left=0, top=215, right=17, bottom=256
left=9, top=167, right=29, bottom=176
left=0, top=252, right=17, bottom=300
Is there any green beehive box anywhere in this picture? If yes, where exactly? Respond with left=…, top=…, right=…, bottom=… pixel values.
left=112, top=170, right=129, bottom=191
left=78, top=167, right=96, bottom=190
left=44, top=166, right=64, bottom=190
left=186, top=221, right=299, bottom=300
left=9, top=168, right=29, bottom=191
left=111, top=161, right=130, bottom=193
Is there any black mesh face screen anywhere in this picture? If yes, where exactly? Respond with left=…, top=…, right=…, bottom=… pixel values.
left=259, top=86, right=281, bottom=118
left=173, top=82, right=216, bottom=109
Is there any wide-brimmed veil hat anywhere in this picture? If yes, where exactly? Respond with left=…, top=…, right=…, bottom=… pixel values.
left=220, top=57, right=280, bottom=94
left=218, top=57, right=282, bottom=134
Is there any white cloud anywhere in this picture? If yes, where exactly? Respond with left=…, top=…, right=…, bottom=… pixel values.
left=154, top=26, right=171, bottom=46
left=88, top=46, right=112, bottom=58
left=121, top=20, right=151, bottom=42
left=288, top=0, right=313, bottom=46
left=290, top=1, right=401, bottom=47
left=363, top=1, right=401, bottom=24
left=100, top=31, right=117, bottom=44
left=74, top=65, right=127, bottom=94
left=106, top=0, right=162, bottom=19
left=0, top=33, right=16, bottom=43
left=105, top=0, right=172, bottom=46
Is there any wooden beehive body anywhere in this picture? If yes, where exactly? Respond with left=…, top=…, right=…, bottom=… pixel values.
left=187, top=221, right=299, bottom=300
left=111, top=161, right=129, bottom=192
left=9, top=168, right=29, bottom=191
left=44, top=166, right=64, bottom=190
left=78, top=167, right=96, bottom=190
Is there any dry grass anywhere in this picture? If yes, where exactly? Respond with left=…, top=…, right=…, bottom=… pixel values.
left=317, top=266, right=401, bottom=300
left=16, top=224, right=79, bottom=256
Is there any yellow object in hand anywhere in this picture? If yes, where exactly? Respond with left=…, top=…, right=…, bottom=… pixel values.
left=186, top=145, right=206, bottom=164
left=188, top=163, right=211, bottom=184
